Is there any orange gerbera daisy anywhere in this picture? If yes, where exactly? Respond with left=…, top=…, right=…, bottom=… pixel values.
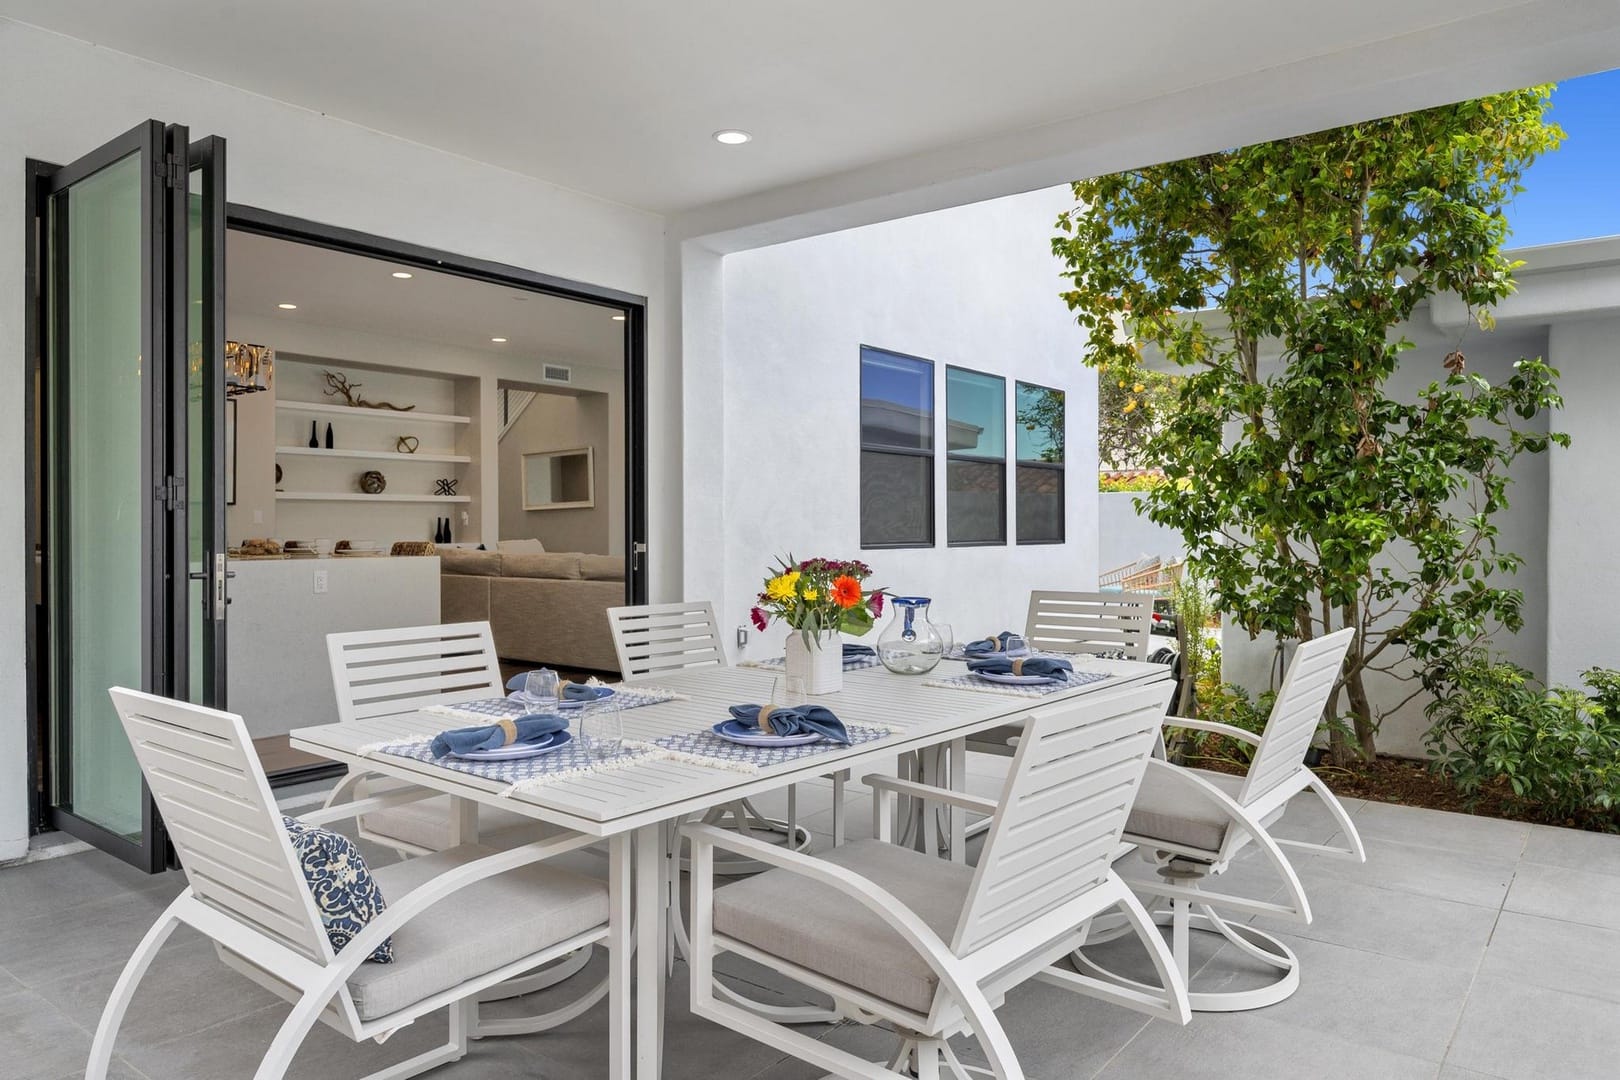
left=830, top=574, right=862, bottom=609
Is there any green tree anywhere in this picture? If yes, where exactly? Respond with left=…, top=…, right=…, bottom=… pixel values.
left=1097, top=368, right=1179, bottom=470
left=1054, top=87, right=1567, bottom=760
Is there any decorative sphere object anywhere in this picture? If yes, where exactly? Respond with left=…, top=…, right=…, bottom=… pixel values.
left=358, top=470, right=387, bottom=495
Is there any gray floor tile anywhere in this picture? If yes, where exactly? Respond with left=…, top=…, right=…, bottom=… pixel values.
left=0, top=987, right=98, bottom=1080
left=970, top=974, right=1151, bottom=1080
left=0, top=888, right=187, bottom=989
left=1303, top=835, right=1517, bottom=910
left=1351, top=801, right=1530, bottom=860
left=32, top=932, right=283, bottom=1055
left=1478, top=910, right=1620, bottom=1002
left=1217, top=935, right=1469, bottom=1063
left=1503, top=861, right=1620, bottom=931
left=1438, top=1067, right=1508, bottom=1080
left=1252, top=875, right=1498, bottom=972
left=1096, top=1008, right=1439, bottom=1080
left=1520, top=823, right=1620, bottom=877
left=1447, top=974, right=1619, bottom=1079
left=0, top=852, right=180, bottom=919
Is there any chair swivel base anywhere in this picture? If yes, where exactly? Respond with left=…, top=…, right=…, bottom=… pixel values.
left=1074, top=903, right=1299, bottom=1013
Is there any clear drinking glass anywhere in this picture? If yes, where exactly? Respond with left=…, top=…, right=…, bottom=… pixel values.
left=580, top=699, right=624, bottom=759
left=772, top=675, right=807, bottom=709
left=523, top=668, right=560, bottom=704
left=934, top=623, right=955, bottom=659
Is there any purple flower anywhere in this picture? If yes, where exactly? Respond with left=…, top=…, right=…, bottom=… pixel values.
left=750, top=607, right=769, bottom=632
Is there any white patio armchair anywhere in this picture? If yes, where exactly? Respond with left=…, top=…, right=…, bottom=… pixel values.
left=1076, top=626, right=1365, bottom=1011
left=92, top=688, right=619, bottom=1080
left=686, top=682, right=1189, bottom=1080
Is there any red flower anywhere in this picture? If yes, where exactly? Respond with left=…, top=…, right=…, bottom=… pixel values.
left=750, top=606, right=769, bottom=631
left=868, top=592, right=884, bottom=616
left=830, top=575, right=862, bottom=609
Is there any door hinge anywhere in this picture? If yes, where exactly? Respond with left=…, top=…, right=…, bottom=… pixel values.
left=160, top=153, right=186, bottom=189
left=159, top=475, right=185, bottom=510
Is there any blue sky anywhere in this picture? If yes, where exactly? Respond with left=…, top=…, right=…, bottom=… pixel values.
left=1503, top=68, right=1620, bottom=248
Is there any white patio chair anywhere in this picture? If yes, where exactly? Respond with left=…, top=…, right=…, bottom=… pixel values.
left=1075, top=626, right=1365, bottom=1011
left=687, top=682, right=1189, bottom=1080
left=323, top=621, right=601, bottom=1033
left=92, top=688, right=616, bottom=1080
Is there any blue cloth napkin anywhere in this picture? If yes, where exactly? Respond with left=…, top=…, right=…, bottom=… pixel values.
left=842, top=643, right=876, bottom=659
left=727, top=704, right=851, bottom=744
left=963, top=631, right=1027, bottom=657
left=967, top=656, right=1072, bottom=681
left=430, top=713, right=567, bottom=758
left=505, top=671, right=601, bottom=702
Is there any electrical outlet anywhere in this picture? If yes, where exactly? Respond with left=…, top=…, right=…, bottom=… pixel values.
left=252, top=509, right=263, bottom=524
left=736, top=625, right=749, bottom=648
left=313, top=570, right=328, bottom=595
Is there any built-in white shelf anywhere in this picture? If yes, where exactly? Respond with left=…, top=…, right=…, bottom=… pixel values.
left=276, top=492, right=472, bottom=504
left=276, top=400, right=472, bottom=425
left=275, top=446, right=472, bottom=465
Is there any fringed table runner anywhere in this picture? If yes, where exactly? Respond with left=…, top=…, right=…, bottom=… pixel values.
left=649, top=724, right=892, bottom=774
left=943, top=646, right=1115, bottom=662
left=924, top=670, right=1114, bottom=697
left=421, top=685, right=683, bottom=724
left=365, top=737, right=661, bottom=796
left=743, top=655, right=883, bottom=672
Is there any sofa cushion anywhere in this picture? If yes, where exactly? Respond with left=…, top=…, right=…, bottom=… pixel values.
left=576, top=554, right=626, bottom=582
left=502, top=553, right=582, bottom=580
left=497, top=538, right=547, bottom=554
left=439, top=549, right=504, bottom=577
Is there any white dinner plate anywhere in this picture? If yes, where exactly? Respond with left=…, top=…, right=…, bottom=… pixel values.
left=711, top=719, right=823, bottom=747
left=972, top=670, right=1068, bottom=686
left=452, top=730, right=572, bottom=761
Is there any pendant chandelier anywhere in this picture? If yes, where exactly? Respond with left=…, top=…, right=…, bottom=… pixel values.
left=224, top=340, right=274, bottom=397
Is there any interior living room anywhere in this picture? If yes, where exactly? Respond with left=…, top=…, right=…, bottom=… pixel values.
left=220, top=229, right=631, bottom=777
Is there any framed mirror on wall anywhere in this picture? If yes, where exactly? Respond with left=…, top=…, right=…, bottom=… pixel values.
left=522, top=446, right=594, bottom=510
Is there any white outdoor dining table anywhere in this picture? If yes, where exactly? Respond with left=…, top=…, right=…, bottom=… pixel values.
left=290, top=656, right=1171, bottom=1079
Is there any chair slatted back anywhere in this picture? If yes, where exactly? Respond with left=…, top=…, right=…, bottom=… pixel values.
left=606, top=601, right=726, bottom=677
left=1237, top=627, right=1355, bottom=805
left=326, top=622, right=504, bottom=724
left=109, top=688, right=333, bottom=964
left=951, top=681, right=1174, bottom=957
left=1024, top=591, right=1155, bottom=660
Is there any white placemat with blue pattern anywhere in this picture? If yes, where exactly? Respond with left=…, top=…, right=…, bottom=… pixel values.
left=420, top=686, right=682, bottom=724
left=943, top=646, right=1114, bottom=662
left=924, top=669, right=1114, bottom=697
left=650, top=724, right=891, bottom=773
left=366, top=737, right=662, bottom=796
left=742, top=654, right=883, bottom=672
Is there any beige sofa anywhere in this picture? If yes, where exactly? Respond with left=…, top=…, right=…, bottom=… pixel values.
left=439, top=549, right=625, bottom=672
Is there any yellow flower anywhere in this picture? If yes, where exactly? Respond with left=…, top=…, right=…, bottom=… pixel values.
left=765, top=571, right=800, bottom=602
left=803, top=589, right=819, bottom=602
left=1122, top=399, right=1138, bottom=414
left=1133, top=382, right=1145, bottom=393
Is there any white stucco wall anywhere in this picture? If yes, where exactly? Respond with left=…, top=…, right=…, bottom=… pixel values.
left=0, top=21, right=672, bottom=859
left=710, top=188, right=1099, bottom=659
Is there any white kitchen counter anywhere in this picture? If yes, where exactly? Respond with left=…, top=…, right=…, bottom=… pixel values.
left=226, top=556, right=441, bottom=739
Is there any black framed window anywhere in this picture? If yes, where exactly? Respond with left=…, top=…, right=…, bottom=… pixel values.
left=946, top=366, right=1006, bottom=545
left=1015, top=381, right=1065, bottom=544
left=860, top=346, right=935, bottom=547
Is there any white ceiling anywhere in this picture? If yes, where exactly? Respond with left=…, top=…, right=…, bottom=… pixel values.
left=8, top=1, right=1620, bottom=220
left=226, top=229, right=625, bottom=368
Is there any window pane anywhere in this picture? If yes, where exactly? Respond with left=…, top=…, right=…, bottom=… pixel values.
left=1017, top=464, right=1064, bottom=543
left=861, top=347, right=933, bottom=451
left=861, top=450, right=933, bottom=546
left=1015, top=382, right=1065, bottom=464
left=947, top=459, right=1005, bottom=544
left=946, top=367, right=1004, bottom=459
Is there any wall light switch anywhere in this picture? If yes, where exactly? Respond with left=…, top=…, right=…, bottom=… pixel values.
left=252, top=509, right=264, bottom=524
left=736, top=626, right=749, bottom=648
left=313, top=570, right=328, bottom=595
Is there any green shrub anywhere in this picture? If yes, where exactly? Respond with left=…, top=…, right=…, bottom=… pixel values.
left=1425, top=650, right=1620, bottom=828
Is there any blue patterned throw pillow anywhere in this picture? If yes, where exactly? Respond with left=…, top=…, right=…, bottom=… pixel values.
left=281, top=816, right=393, bottom=963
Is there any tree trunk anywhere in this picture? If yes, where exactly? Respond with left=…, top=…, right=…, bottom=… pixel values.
left=1343, top=661, right=1377, bottom=761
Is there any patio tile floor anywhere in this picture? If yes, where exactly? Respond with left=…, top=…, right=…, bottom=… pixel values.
left=2, top=791, right=1613, bottom=1079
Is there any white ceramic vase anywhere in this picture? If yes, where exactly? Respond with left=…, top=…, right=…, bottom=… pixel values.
left=783, top=630, right=843, bottom=695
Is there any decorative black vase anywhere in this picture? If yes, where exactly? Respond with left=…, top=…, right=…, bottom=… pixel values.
left=444, top=517, right=452, bottom=545
left=308, top=421, right=319, bottom=448
left=433, top=518, right=448, bottom=545
left=324, top=422, right=334, bottom=449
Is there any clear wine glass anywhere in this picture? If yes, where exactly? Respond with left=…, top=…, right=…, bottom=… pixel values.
left=580, top=699, right=624, bottom=760
left=772, top=675, right=807, bottom=709
left=934, top=623, right=955, bottom=659
left=523, top=668, right=560, bottom=704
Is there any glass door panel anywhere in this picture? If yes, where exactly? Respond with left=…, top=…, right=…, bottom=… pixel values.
left=186, top=137, right=228, bottom=707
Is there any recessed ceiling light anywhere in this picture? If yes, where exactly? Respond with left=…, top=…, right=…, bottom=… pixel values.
left=277, top=303, right=298, bottom=310
left=713, top=129, right=752, bottom=145
left=611, top=314, right=626, bottom=322
left=391, top=271, right=413, bottom=279
left=490, top=337, right=508, bottom=343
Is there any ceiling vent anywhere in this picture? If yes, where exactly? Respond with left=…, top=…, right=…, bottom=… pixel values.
left=542, top=363, right=572, bottom=384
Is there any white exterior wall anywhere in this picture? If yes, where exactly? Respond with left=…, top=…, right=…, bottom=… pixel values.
left=0, top=21, right=673, bottom=859
left=709, top=188, right=1099, bottom=660
left=1545, top=316, right=1620, bottom=687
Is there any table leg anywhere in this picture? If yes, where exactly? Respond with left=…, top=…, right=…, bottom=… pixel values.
left=949, top=737, right=967, bottom=864
left=609, top=833, right=632, bottom=1080
left=448, top=796, right=478, bottom=845
left=635, top=821, right=665, bottom=1078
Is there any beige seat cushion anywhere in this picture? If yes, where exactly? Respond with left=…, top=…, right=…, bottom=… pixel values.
left=1124, top=765, right=1278, bottom=854
left=713, top=839, right=973, bottom=1014
left=576, top=553, right=625, bottom=581
left=363, top=796, right=541, bottom=853
left=438, top=549, right=504, bottom=576
left=501, top=553, right=582, bottom=580
left=497, top=538, right=547, bottom=554
left=350, top=844, right=608, bottom=1020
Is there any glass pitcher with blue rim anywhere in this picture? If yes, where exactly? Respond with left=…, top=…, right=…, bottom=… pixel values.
left=877, top=595, right=945, bottom=675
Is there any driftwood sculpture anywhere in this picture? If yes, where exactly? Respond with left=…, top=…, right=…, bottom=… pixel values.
left=321, top=371, right=417, bottom=412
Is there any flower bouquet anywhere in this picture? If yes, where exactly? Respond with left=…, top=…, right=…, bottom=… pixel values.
left=751, top=556, right=886, bottom=694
